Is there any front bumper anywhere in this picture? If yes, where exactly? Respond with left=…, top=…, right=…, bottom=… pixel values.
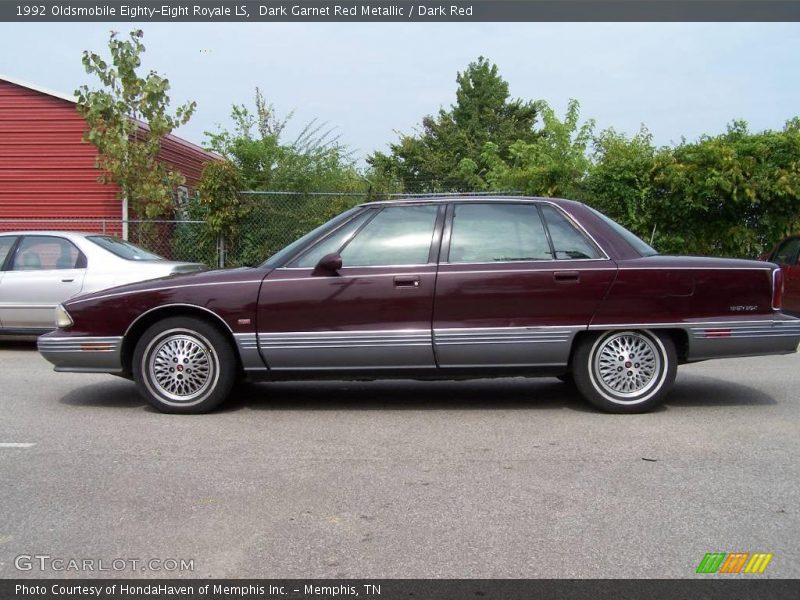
left=37, top=333, right=124, bottom=373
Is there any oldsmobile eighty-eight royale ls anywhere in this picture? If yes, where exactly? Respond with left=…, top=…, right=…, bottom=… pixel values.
left=38, top=197, right=800, bottom=414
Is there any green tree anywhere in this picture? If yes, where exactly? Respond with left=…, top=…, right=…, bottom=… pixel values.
left=584, top=126, right=661, bottom=244
left=369, top=57, right=539, bottom=192
left=75, top=29, right=196, bottom=218
left=205, top=88, right=364, bottom=193
left=648, top=120, right=800, bottom=256
left=203, top=90, right=376, bottom=265
left=483, top=99, right=594, bottom=198
left=174, top=161, right=248, bottom=268
left=583, top=120, right=800, bottom=257
left=196, top=161, right=248, bottom=239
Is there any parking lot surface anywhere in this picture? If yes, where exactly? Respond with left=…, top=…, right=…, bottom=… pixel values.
left=0, top=342, right=797, bottom=578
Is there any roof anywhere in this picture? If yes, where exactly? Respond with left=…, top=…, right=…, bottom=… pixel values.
left=0, top=74, right=77, bottom=104
left=0, top=74, right=222, bottom=161
left=363, top=195, right=582, bottom=208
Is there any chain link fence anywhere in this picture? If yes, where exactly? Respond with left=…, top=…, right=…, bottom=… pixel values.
left=1, top=191, right=519, bottom=268
left=217, top=191, right=367, bottom=268
left=0, top=218, right=217, bottom=265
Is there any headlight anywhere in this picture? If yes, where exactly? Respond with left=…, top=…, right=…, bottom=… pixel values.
left=55, top=304, right=74, bottom=329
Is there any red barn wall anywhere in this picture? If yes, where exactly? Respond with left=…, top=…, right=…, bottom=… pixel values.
left=0, top=79, right=121, bottom=229
left=0, top=78, right=218, bottom=234
left=158, top=134, right=214, bottom=191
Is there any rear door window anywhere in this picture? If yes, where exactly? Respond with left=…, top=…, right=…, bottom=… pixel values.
left=447, top=203, right=551, bottom=263
left=11, top=236, right=85, bottom=271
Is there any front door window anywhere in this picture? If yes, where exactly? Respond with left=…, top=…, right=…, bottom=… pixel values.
left=339, top=205, right=439, bottom=266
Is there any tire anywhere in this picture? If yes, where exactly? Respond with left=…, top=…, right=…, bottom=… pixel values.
left=572, top=330, right=677, bottom=414
left=556, top=374, right=574, bottom=385
left=132, top=317, right=237, bottom=414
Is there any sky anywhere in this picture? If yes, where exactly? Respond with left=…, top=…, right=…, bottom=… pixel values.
left=1, top=22, right=800, bottom=165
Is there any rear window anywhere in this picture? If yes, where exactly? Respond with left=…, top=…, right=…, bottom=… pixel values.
left=540, top=205, right=602, bottom=259
left=587, top=207, right=658, bottom=257
left=87, top=236, right=164, bottom=261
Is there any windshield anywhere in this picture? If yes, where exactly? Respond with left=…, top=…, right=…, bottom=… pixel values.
left=587, top=207, right=658, bottom=257
left=261, top=206, right=365, bottom=267
left=87, top=236, right=165, bottom=261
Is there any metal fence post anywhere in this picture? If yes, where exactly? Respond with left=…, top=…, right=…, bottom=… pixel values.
left=217, top=234, right=225, bottom=269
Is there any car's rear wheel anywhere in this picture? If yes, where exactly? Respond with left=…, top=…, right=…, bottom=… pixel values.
left=573, top=330, right=676, bottom=414
left=132, top=317, right=236, bottom=414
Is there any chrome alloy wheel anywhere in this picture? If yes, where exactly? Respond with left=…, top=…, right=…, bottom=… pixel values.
left=144, top=330, right=220, bottom=405
left=592, top=331, right=663, bottom=401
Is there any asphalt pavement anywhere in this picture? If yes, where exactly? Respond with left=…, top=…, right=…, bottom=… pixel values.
left=0, top=341, right=797, bottom=578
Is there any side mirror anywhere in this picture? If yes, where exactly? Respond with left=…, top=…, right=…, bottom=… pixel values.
left=313, top=252, right=342, bottom=275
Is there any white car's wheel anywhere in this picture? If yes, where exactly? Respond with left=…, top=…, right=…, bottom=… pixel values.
left=573, top=330, right=676, bottom=413
left=132, top=317, right=236, bottom=414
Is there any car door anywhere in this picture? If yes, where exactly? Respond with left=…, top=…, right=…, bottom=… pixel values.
left=771, top=236, right=800, bottom=315
left=257, top=204, right=444, bottom=370
left=0, top=235, right=87, bottom=330
left=432, top=201, right=617, bottom=368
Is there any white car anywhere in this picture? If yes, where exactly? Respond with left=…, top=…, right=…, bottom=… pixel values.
left=0, top=231, right=205, bottom=335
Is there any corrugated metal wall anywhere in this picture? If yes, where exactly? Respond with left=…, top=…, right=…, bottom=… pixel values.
left=159, top=134, right=213, bottom=190
left=0, top=78, right=218, bottom=234
left=0, top=79, right=120, bottom=222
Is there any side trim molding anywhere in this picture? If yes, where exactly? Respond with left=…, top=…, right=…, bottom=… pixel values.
left=434, top=325, right=582, bottom=367
left=258, top=329, right=435, bottom=370
left=233, top=333, right=266, bottom=372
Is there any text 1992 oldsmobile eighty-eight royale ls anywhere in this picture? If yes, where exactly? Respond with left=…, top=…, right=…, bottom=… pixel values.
left=38, top=197, right=800, bottom=414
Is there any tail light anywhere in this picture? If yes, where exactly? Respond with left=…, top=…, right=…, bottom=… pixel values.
left=772, top=268, right=784, bottom=311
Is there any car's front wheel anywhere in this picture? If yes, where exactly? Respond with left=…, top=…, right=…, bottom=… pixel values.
left=132, top=317, right=236, bottom=414
left=573, top=330, right=676, bottom=414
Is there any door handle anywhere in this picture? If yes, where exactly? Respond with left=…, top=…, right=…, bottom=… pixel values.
left=553, top=271, right=580, bottom=283
left=394, top=275, right=420, bottom=288
left=61, top=278, right=75, bottom=283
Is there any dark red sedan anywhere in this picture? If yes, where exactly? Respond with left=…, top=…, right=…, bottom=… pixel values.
left=760, top=235, right=800, bottom=317
left=38, top=197, right=800, bottom=414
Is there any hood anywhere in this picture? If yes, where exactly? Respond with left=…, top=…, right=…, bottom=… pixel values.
left=67, top=266, right=270, bottom=306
